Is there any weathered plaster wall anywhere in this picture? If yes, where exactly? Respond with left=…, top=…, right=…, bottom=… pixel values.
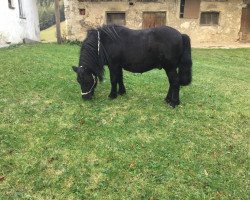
left=64, top=0, right=245, bottom=44
left=0, top=0, right=40, bottom=45
left=175, top=0, right=244, bottom=43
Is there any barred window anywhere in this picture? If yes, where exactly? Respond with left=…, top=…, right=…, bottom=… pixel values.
left=136, top=0, right=159, bottom=2
left=78, top=0, right=158, bottom=1
left=200, top=12, right=219, bottom=25
left=18, top=0, right=25, bottom=19
left=203, top=0, right=227, bottom=2
left=8, top=0, right=15, bottom=9
left=180, top=0, right=185, bottom=18
left=106, top=12, right=126, bottom=26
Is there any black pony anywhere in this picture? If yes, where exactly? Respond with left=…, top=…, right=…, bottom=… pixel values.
left=72, top=25, right=192, bottom=107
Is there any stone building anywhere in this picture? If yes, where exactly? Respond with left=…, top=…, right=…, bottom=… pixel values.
left=0, top=0, right=40, bottom=46
left=64, top=0, right=250, bottom=44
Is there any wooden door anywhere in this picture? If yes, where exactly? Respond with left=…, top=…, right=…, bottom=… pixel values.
left=184, top=0, right=201, bottom=19
left=142, top=12, right=166, bottom=29
left=240, top=5, right=250, bottom=42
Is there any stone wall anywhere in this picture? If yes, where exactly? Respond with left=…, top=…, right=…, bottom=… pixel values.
left=64, top=0, right=246, bottom=44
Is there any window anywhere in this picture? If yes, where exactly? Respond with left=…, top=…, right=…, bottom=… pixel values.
left=79, top=9, right=85, bottom=15
left=8, top=0, right=14, bottom=9
left=200, top=12, right=219, bottom=25
left=78, top=0, right=99, bottom=2
left=180, top=0, right=185, bottom=18
left=180, top=0, right=201, bottom=19
left=136, top=0, right=159, bottom=2
left=203, top=0, right=227, bottom=1
left=18, top=0, right=25, bottom=19
left=106, top=12, right=126, bottom=26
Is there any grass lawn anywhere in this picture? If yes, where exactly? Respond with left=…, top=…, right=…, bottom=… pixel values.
left=0, top=44, right=249, bottom=199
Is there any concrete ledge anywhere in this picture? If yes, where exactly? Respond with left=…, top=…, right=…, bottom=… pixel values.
left=0, top=44, right=10, bottom=48
left=23, top=38, right=39, bottom=44
left=192, top=42, right=250, bottom=49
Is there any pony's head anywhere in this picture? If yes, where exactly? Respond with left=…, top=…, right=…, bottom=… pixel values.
left=72, top=66, right=97, bottom=100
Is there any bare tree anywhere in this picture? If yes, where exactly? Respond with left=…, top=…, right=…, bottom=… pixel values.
left=54, top=0, right=62, bottom=44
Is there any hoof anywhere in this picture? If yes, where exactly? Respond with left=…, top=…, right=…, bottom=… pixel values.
left=118, top=90, right=126, bottom=96
left=165, top=97, right=171, bottom=104
left=108, top=93, right=117, bottom=99
left=166, top=99, right=180, bottom=108
left=167, top=102, right=177, bottom=108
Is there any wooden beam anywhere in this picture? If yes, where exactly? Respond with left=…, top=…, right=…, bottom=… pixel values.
left=54, top=0, right=62, bottom=44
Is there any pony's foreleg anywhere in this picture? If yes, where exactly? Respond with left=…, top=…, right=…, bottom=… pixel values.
left=108, top=67, right=118, bottom=99
left=118, top=68, right=126, bottom=95
left=165, top=68, right=180, bottom=108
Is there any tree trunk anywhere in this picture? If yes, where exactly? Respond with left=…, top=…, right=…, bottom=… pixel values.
left=54, top=0, right=62, bottom=44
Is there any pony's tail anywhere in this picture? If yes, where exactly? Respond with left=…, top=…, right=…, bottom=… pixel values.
left=179, top=34, right=192, bottom=86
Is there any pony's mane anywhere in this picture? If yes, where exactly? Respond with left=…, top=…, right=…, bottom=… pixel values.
left=79, top=29, right=104, bottom=81
left=99, top=25, right=121, bottom=41
left=78, top=25, right=121, bottom=81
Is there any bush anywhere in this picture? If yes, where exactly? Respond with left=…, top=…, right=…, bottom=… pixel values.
left=63, top=39, right=83, bottom=46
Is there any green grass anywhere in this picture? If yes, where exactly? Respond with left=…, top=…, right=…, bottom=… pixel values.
left=0, top=44, right=249, bottom=199
left=40, top=21, right=66, bottom=43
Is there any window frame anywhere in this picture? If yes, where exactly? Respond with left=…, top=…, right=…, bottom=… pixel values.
left=179, top=0, right=185, bottom=18
left=200, top=11, right=220, bottom=26
left=79, top=8, right=86, bottom=15
left=18, top=0, right=26, bottom=19
left=8, top=0, right=15, bottom=9
left=106, top=11, right=126, bottom=26
left=202, top=0, right=228, bottom=2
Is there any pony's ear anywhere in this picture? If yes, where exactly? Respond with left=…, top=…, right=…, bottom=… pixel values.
left=72, top=66, right=78, bottom=73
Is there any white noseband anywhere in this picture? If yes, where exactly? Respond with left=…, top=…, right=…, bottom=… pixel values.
left=97, top=30, right=100, bottom=55
left=81, top=73, right=96, bottom=96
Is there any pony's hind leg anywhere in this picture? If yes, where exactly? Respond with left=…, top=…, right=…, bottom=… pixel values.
left=118, top=69, right=126, bottom=95
left=165, top=68, right=180, bottom=108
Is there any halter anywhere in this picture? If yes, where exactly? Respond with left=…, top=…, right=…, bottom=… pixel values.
left=79, top=66, right=97, bottom=96
left=97, top=30, right=100, bottom=55
left=79, top=30, right=100, bottom=96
